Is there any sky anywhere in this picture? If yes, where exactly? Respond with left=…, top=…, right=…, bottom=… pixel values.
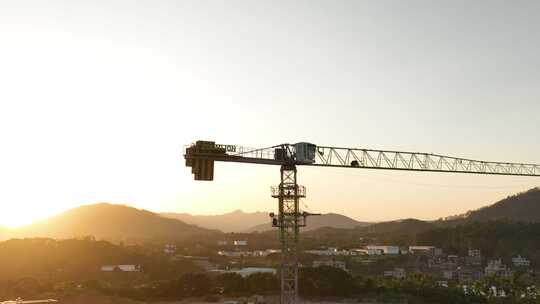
left=0, top=0, right=539, bottom=227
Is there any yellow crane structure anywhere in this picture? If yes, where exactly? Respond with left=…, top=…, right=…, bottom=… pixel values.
left=184, top=140, right=540, bottom=304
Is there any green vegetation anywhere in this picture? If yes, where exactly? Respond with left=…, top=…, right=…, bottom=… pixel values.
left=446, top=187, right=540, bottom=223
left=303, top=187, right=540, bottom=249
left=299, top=266, right=355, bottom=297
left=0, top=238, right=200, bottom=300
left=417, top=220, right=540, bottom=264
left=1, top=238, right=539, bottom=303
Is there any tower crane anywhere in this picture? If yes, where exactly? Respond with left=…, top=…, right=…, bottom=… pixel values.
left=184, top=140, right=540, bottom=304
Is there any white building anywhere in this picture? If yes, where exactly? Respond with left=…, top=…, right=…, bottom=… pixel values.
left=467, top=249, right=482, bottom=265
left=164, top=244, right=176, bottom=254
left=383, top=268, right=406, bottom=279
left=447, top=255, right=459, bottom=263
left=218, top=251, right=247, bottom=257
left=485, top=259, right=512, bottom=277
left=443, top=270, right=455, bottom=280
left=512, top=255, right=531, bottom=267
left=253, top=249, right=281, bottom=257
left=468, top=249, right=481, bottom=258
left=409, top=246, right=441, bottom=256
left=313, top=260, right=348, bottom=272
left=225, top=267, right=277, bottom=278
left=306, top=248, right=350, bottom=256
left=101, top=265, right=141, bottom=272
left=437, top=281, right=449, bottom=288
left=233, top=240, right=248, bottom=246
left=217, top=249, right=280, bottom=257
left=366, top=245, right=400, bottom=255
left=351, top=248, right=381, bottom=256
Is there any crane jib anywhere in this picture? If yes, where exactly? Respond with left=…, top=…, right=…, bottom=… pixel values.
left=184, top=141, right=540, bottom=179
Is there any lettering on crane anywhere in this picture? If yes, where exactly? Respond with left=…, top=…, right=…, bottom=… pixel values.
left=216, top=144, right=236, bottom=152
left=197, top=141, right=236, bottom=153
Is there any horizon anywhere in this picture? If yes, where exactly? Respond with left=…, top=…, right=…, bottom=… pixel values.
left=2, top=1, right=540, bottom=227
left=3, top=186, right=538, bottom=229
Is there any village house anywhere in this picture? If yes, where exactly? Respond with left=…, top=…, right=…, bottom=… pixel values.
left=365, top=245, right=400, bottom=255
left=512, top=255, right=531, bottom=267
left=101, top=264, right=141, bottom=272
left=353, top=248, right=382, bottom=256
left=306, top=247, right=351, bottom=256
left=409, top=246, right=442, bottom=256
left=485, top=259, right=513, bottom=278
left=467, top=249, right=482, bottom=266
left=163, top=244, right=176, bottom=254
left=217, top=249, right=280, bottom=257
left=313, top=260, right=348, bottom=272
left=443, top=270, right=455, bottom=280
left=383, top=268, right=406, bottom=279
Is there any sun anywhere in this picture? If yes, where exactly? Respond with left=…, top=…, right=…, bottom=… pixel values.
left=0, top=213, right=40, bottom=228
left=0, top=204, right=66, bottom=228
left=0, top=218, right=28, bottom=229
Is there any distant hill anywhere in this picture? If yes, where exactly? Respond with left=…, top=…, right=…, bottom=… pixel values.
left=336, top=188, right=540, bottom=238
left=453, top=187, right=540, bottom=223
left=360, top=218, right=435, bottom=235
left=298, top=219, right=436, bottom=248
left=355, top=187, right=540, bottom=238
left=417, top=220, right=540, bottom=263
left=161, top=210, right=269, bottom=233
left=299, top=188, right=540, bottom=247
left=246, top=213, right=371, bottom=233
left=5, top=203, right=219, bottom=241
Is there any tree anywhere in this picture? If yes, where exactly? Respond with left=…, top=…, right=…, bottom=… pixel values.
left=245, top=273, right=278, bottom=294
left=178, top=273, right=212, bottom=297
left=299, top=266, right=355, bottom=297
left=215, top=273, right=245, bottom=295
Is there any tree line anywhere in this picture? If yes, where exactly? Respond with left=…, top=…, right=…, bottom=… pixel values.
left=3, top=265, right=540, bottom=303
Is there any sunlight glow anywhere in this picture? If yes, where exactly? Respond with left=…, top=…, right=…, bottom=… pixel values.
left=0, top=1, right=539, bottom=227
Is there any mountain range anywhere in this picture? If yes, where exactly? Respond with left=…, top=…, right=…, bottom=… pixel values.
left=0, top=187, right=538, bottom=241
left=161, top=210, right=269, bottom=233
left=161, top=210, right=370, bottom=233
left=342, top=187, right=540, bottom=237
left=246, top=213, right=371, bottom=232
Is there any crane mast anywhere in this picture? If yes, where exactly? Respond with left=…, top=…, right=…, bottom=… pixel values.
left=184, top=140, right=540, bottom=304
left=272, top=164, right=303, bottom=304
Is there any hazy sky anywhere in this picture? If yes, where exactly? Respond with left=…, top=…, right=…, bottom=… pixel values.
left=1, top=1, right=539, bottom=227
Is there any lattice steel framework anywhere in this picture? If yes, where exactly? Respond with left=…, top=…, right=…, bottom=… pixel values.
left=271, top=164, right=307, bottom=304
left=313, top=146, right=540, bottom=176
